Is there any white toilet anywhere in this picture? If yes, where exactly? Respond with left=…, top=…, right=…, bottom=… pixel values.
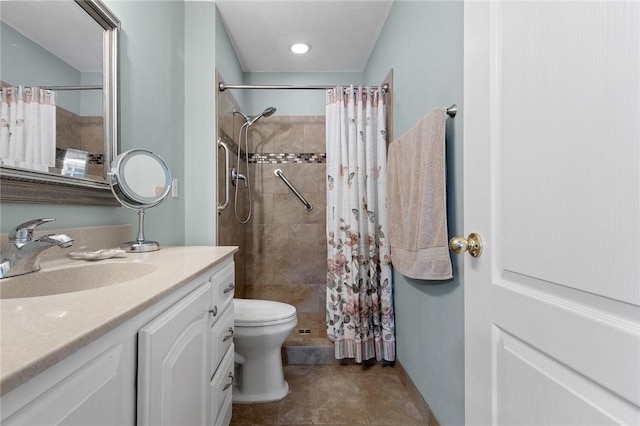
left=232, top=298, right=297, bottom=403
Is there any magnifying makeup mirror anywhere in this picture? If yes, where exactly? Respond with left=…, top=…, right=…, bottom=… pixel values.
left=108, top=149, right=172, bottom=252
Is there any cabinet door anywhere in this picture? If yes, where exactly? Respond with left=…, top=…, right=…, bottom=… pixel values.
left=2, top=345, right=126, bottom=426
left=137, top=283, right=211, bottom=426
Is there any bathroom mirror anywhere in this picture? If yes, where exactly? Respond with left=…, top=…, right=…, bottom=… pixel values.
left=0, top=0, right=120, bottom=205
left=108, top=149, right=172, bottom=252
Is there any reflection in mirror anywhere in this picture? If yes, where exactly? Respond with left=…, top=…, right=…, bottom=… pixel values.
left=109, top=149, right=172, bottom=253
left=122, top=154, right=170, bottom=200
left=0, top=0, right=120, bottom=205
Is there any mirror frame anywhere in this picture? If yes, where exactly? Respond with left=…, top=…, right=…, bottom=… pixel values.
left=0, top=0, right=120, bottom=206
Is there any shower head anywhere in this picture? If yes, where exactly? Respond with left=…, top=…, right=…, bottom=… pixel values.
left=234, top=106, right=277, bottom=126
left=247, top=106, right=277, bottom=126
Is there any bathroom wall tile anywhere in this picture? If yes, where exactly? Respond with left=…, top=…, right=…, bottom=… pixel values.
left=300, top=255, right=327, bottom=284
left=269, top=115, right=290, bottom=124
left=246, top=223, right=288, bottom=255
left=317, top=162, right=327, bottom=193
left=301, top=193, right=325, bottom=225
left=248, top=122, right=273, bottom=153
left=248, top=193, right=274, bottom=224
left=240, top=115, right=328, bottom=317
left=286, top=224, right=320, bottom=255
left=289, top=115, right=316, bottom=123
left=273, top=193, right=303, bottom=225
left=273, top=122, right=304, bottom=153
left=245, top=284, right=318, bottom=313
left=303, top=122, right=325, bottom=153
left=287, top=163, right=319, bottom=195
left=245, top=253, right=288, bottom=285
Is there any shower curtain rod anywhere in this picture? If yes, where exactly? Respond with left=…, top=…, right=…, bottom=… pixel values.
left=218, top=82, right=389, bottom=93
left=41, top=85, right=103, bottom=91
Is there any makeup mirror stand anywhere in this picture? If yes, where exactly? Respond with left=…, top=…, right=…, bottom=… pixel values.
left=122, top=208, right=159, bottom=252
left=108, top=149, right=172, bottom=253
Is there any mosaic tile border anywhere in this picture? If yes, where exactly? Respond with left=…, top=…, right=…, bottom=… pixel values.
left=249, top=152, right=326, bottom=164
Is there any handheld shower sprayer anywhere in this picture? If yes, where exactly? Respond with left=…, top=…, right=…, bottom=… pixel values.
left=231, top=106, right=277, bottom=224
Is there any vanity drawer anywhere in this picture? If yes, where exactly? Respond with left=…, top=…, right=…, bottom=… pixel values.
left=210, top=345, right=234, bottom=426
left=210, top=304, right=234, bottom=376
left=211, top=261, right=235, bottom=321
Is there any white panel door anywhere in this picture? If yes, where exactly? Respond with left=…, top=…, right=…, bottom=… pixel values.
left=463, top=1, right=640, bottom=424
left=137, top=283, right=211, bottom=426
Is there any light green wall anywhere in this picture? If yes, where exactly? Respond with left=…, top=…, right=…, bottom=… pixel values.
left=364, top=2, right=465, bottom=425
left=182, top=1, right=219, bottom=246
left=1, top=1, right=188, bottom=245
left=103, top=0, right=186, bottom=245
left=215, top=7, right=246, bottom=112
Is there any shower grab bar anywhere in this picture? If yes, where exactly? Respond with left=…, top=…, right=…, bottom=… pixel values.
left=274, top=169, right=313, bottom=211
left=217, top=139, right=230, bottom=214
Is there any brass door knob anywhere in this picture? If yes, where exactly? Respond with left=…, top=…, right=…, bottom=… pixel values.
left=449, top=233, right=483, bottom=257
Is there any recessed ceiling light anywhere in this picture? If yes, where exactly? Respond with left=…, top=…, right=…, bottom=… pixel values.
left=290, top=43, right=310, bottom=55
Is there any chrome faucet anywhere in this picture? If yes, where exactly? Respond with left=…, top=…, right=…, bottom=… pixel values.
left=231, top=167, right=248, bottom=188
left=0, top=218, right=74, bottom=279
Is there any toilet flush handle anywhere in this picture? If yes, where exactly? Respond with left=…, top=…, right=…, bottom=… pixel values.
left=222, top=372, right=234, bottom=391
left=223, top=327, right=234, bottom=342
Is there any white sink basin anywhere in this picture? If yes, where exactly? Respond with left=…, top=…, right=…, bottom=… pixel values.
left=0, top=261, right=157, bottom=299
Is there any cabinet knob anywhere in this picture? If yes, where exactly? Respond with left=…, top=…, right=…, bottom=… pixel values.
left=209, top=306, right=218, bottom=317
left=223, top=283, right=235, bottom=294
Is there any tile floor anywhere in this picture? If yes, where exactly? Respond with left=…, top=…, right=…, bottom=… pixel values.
left=230, top=364, right=427, bottom=425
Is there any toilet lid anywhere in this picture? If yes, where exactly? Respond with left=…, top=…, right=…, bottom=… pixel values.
left=234, top=299, right=297, bottom=326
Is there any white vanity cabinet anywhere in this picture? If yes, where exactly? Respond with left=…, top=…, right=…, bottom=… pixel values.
left=137, top=259, right=235, bottom=426
left=0, top=250, right=235, bottom=426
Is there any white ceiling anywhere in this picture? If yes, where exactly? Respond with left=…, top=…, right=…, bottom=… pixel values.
left=216, top=0, right=394, bottom=72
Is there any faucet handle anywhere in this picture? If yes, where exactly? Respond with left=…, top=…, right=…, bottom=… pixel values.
left=9, top=218, right=55, bottom=244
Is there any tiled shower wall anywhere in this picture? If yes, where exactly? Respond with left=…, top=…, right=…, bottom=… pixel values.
left=245, top=115, right=327, bottom=337
left=216, top=73, right=328, bottom=337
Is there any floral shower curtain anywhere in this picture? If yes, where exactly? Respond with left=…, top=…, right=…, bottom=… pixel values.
left=0, top=86, right=56, bottom=172
left=325, top=85, right=395, bottom=362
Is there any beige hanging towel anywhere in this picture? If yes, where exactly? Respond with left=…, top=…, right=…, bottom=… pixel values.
left=388, top=106, right=452, bottom=280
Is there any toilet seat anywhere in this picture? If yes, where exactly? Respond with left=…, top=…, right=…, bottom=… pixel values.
left=234, top=299, right=297, bottom=327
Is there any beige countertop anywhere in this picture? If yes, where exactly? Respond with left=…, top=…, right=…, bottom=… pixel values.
left=0, top=246, right=238, bottom=396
